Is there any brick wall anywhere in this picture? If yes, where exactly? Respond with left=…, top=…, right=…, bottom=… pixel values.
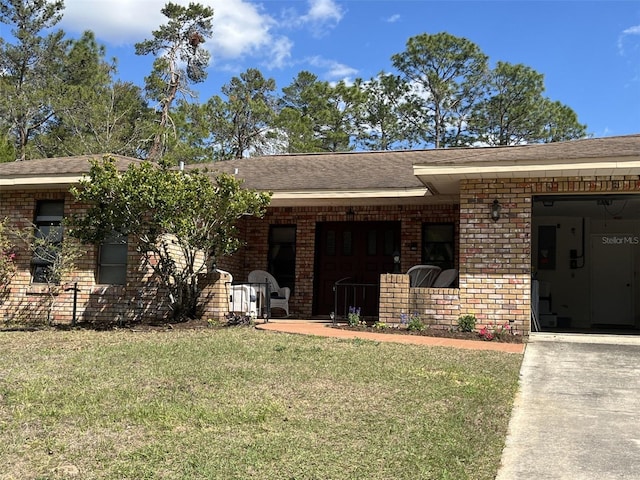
left=217, top=204, right=459, bottom=318
left=378, top=275, right=461, bottom=329
left=0, top=189, right=171, bottom=326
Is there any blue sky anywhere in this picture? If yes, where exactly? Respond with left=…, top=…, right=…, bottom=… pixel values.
left=40, top=1, right=640, bottom=138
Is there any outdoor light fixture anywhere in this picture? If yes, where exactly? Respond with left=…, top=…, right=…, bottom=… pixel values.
left=393, top=250, right=401, bottom=273
left=490, top=199, right=502, bottom=222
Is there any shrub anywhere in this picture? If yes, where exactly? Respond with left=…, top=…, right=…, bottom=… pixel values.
left=347, top=306, right=362, bottom=326
left=407, top=312, right=426, bottom=332
left=457, top=314, right=477, bottom=332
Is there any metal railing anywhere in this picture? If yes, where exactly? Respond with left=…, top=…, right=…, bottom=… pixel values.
left=332, top=277, right=379, bottom=324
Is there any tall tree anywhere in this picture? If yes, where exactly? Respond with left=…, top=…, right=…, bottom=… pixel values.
left=352, top=73, right=413, bottom=151
left=163, top=99, right=214, bottom=163
left=275, top=71, right=321, bottom=153
left=38, top=80, right=154, bottom=157
left=204, top=68, right=278, bottom=159
left=276, top=71, right=355, bottom=153
left=135, top=1, right=213, bottom=162
left=391, top=32, right=488, bottom=148
left=0, top=0, right=68, bottom=160
left=537, top=99, right=587, bottom=143
left=34, top=31, right=154, bottom=157
left=469, top=62, right=586, bottom=145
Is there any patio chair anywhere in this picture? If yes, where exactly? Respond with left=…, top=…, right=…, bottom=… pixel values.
left=407, top=265, right=442, bottom=287
left=432, top=269, right=458, bottom=288
left=248, top=270, right=290, bottom=317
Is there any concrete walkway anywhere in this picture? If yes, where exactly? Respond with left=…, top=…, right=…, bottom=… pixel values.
left=256, top=319, right=525, bottom=353
left=496, top=332, right=640, bottom=480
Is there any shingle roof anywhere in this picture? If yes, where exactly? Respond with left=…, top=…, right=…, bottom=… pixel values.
left=205, top=134, right=640, bottom=192
left=1, top=135, right=638, bottom=193
left=0, top=154, right=144, bottom=178
left=205, top=150, right=425, bottom=191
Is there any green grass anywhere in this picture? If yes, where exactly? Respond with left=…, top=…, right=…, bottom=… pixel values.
left=0, top=327, right=522, bottom=479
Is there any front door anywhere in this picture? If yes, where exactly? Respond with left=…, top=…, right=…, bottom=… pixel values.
left=313, top=221, right=400, bottom=317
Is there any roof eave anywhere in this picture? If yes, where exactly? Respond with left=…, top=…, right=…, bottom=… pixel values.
left=268, top=187, right=444, bottom=207
left=415, top=158, right=640, bottom=195
left=0, top=175, right=83, bottom=188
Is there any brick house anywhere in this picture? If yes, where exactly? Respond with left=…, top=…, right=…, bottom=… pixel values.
left=0, top=155, right=173, bottom=326
left=1, top=134, right=640, bottom=334
left=210, top=134, right=640, bottom=335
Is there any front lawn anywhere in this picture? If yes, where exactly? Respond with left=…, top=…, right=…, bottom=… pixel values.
left=0, top=327, right=522, bottom=479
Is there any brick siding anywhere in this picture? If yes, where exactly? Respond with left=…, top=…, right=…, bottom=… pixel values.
left=217, top=204, right=458, bottom=318
left=0, top=189, right=171, bottom=326
left=5, top=173, right=639, bottom=329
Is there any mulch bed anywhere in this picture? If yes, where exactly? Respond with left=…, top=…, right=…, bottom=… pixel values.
left=332, top=324, right=525, bottom=343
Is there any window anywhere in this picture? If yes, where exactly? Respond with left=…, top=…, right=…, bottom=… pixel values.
left=268, top=225, right=296, bottom=293
left=32, top=200, right=64, bottom=283
left=98, top=233, right=128, bottom=285
left=422, top=223, right=455, bottom=270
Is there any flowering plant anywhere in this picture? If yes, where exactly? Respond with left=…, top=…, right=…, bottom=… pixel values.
left=347, top=306, right=362, bottom=326
left=479, top=322, right=513, bottom=341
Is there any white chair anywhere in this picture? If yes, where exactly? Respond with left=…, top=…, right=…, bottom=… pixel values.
left=407, top=265, right=442, bottom=287
left=248, top=270, right=290, bottom=317
left=432, top=269, right=458, bottom=288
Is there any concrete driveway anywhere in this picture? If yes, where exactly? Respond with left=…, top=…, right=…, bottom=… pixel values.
left=496, top=333, right=640, bottom=480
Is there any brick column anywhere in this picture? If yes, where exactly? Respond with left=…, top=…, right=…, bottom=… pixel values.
left=458, top=179, right=532, bottom=335
left=379, top=273, right=410, bottom=326
left=198, top=270, right=232, bottom=322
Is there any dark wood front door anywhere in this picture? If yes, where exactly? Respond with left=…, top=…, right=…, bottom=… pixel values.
left=313, top=221, right=400, bottom=317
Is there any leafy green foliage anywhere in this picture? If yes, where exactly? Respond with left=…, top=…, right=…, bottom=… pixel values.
left=204, top=68, right=279, bottom=159
left=275, top=71, right=355, bottom=153
left=352, top=73, right=413, bottom=151
left=458, top=314, right=477, bottom=332
left=406, top=312, right=426, bottom=331
left=69, top=156, right=271, bottom=320
left=469, top=62, right=587, bottom=145
left=0, top=0, right=587, bottom=160
left=0, top=0, right=68, bottom=160
left=392, top=32, right=489, bottom=148
left=347, top=306, right=362, bottom=326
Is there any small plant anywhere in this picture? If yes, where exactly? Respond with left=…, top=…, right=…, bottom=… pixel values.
left=457, top=314, right=477, bottom=332
left=347, top=306, right=362, bottom=326
left=226, top=313, right=255, bottom=326
left=407, top=312, right=425, bottom=332
left=479, top=322, right=513, bottom=341
left=207, top=318, right=223, bottom=328
left=373, top=321, right=387, bottom=330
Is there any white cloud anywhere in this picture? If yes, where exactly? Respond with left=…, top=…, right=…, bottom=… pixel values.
left=296, top=0, right=344, bottom=37
left=303, top=0, right=344, bottom=24
left=386, top=14, right=401, bottom=23
left=307, top=55, right=357, bottom=81
left=61, top=0, right=292, bottom=66
left=617, top=24, right=640, bottom=55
